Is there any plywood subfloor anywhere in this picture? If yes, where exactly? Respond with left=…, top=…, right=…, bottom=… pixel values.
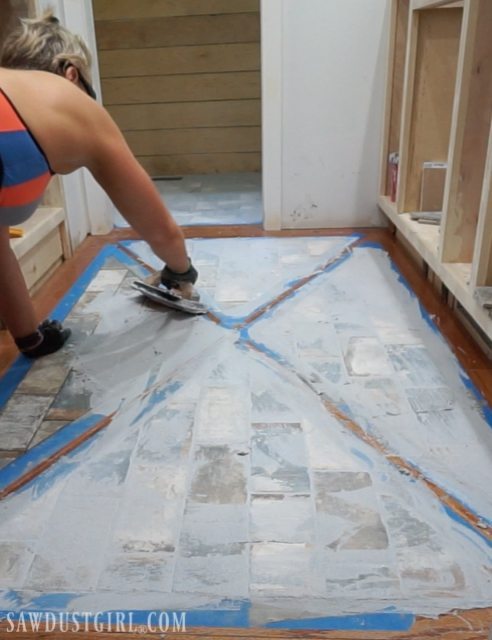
left=0, top=228, right=491, bottom=639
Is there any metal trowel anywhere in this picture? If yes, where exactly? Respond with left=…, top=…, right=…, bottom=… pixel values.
left=132, top=280, right=208, bottom=315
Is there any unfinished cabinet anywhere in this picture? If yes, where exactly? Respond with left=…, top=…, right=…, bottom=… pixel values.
left=379, top=0, right=492, bottom=342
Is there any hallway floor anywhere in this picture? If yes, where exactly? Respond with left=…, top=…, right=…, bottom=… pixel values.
left=0, top=229, right=490, bottom=636
left=114, top=173, right=263, bottom=228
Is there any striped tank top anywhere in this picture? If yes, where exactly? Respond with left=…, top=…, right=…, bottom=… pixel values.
left=0, top=88, right=52, bottom=226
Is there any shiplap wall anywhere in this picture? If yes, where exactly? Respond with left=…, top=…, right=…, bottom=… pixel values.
left=93, top=0, right=261, bottom=176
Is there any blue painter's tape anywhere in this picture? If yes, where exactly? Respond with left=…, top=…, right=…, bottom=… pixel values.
left=0, top=603, right=415, bottom=632
left=27, top=593, right=79, bottom=610
left=443, top=504, right=492, bottom=548
left=459, top=372, right=492, bottom=430
left=111, top=246, right=150, bottom=277
left=0, top=601, right=251, bottom=629
left=0, top=357, right=32, bottom=412
left=131, top=381, right=182, bottom=425
left=50, top=245, right=116, bottom=324
left=265, top=612, right=415, bottom=631
left=0, top=413, right=108, bottom=493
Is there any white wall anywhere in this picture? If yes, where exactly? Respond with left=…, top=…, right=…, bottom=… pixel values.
left=265, top=0, right=389, bottom=229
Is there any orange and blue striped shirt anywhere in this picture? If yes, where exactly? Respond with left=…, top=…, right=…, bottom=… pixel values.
left=0, top=88, right=52, bottom=226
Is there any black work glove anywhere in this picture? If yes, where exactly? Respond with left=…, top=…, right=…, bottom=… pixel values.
left=160, top=259, right=198, bottom=290
left=15, top=319, right=71, bottom=359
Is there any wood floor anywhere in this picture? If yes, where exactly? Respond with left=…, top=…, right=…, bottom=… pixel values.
left=0, top=225, right=491, bottom=639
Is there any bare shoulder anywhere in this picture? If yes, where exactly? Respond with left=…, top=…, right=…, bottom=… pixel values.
left=0, top=68, right=110, bottom=174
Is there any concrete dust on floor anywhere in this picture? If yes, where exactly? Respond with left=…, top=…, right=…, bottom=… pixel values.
left=0, top=236, right=491, bottom=629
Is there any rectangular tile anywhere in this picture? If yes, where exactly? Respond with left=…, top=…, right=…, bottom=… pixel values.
left=98, top=552, right=174, bottom=593
left=0, top=395, right=53, bottom=451
left=250, top=542, right=313, bottom=597
left=173, top=544, right=249, bottom=598
left=250, top=494, right=314, bottom=544
left=314, top=472, right=389, bottom=552
left=344, top=337, right=394, bottom=377
left=251, top=423, right=310, bottom=494
left=195, top=386, right=249, bottom=445
left=24, top=494, right=119, bottom=591
left=0, top=541, right=35, bottom=589
left=180, top=504, right=248, bottom=555
left=189, top=445, right=248, bottom=504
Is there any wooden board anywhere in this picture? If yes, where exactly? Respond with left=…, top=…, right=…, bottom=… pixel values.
left=93, top=0, right=259, bottom=21
left=439, top=0, right=492, bottom=263
left=95, top=1, right=261, bottom=175
left=126, top=127, right=261, bottom=156
left=19, top=227, right=63, bottom=291
left=95, top=13, right=260, bottom=50
left=471, top=120, right=492, bottom=286
left=102, top=72, right=260, bottom=105
left=99, top=43, right=260, bottom=78
left=108, top=100, right=261, bottom=131
left=138, top=152, right=261, bottom=176
left=384, top=0, right=410, bottom=195
left=398, top=8, right=462, bottom=212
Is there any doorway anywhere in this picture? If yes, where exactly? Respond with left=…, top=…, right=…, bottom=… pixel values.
left=92, top=0, right=262, bottom=227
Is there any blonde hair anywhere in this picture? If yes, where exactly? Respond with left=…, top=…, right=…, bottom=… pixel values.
left=0, top=8, right=92, bottom=83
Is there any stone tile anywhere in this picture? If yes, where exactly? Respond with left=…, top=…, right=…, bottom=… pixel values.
left=319, top=560, right=400, bottom=597
left=180, top=504, right=248, bottom=555
left=64, top=314, right=101, bottom=345
left=0, top=454, right=15, bottom=470
left=98, top=552, right=174, bottom=593
left=396, top=547, right=466, bottom=595
left=251, top=423, right=310, bottom=494
left=386, top=345, right=445, bottom=387
left=49, top=370, right=92, bottom=416
left=250, top=494, right=314, bottom=544
left=315, top=472, right=372, bottom=495
left=0, top=394, right=53, bottom=451
left=0, top=484, right=63, bottom=541
left=344, top=337, right=394, bottom=377
left=314, top=472, right=389, bottom=552
left=189, top=445, right=248, bottom=505
left=406, top=387, right=454, bottom=413
left=86, top=269, right=127, bottom=292
left=251, top=391, right=295, bottom=422
left=16, top=360, right=69, bottom=396
left=62, top=441, right=136, bottom=497
left=0, top=541, right=35, bottom=589
left=250, top=542, right=313, bottom=597
left=111, top=492, right=181, bottom=555
left=69, top=291, right=99, bottom=314
left=29, top=420, right=67, bottom=448
left=24, top=494, right=119, bottom=591
left=195, top=386, right=249, bottom=446
left=173, top=544, right=248, bottom=597
left=381, top=496, right=440, bottom=551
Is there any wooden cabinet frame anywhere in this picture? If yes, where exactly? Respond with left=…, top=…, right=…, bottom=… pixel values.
left=379, top=0, right=492, bottom=341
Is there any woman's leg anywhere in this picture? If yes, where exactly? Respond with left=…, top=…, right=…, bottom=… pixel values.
left=0, top=225, right=38, bottom=338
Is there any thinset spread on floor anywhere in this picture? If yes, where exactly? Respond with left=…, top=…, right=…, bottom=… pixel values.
left=0, top=236, right=491, bottom=631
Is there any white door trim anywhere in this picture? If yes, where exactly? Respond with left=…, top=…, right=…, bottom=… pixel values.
left=36, top=0, right=114, bottom=245
left=261, top=0, right=283, bottom=231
